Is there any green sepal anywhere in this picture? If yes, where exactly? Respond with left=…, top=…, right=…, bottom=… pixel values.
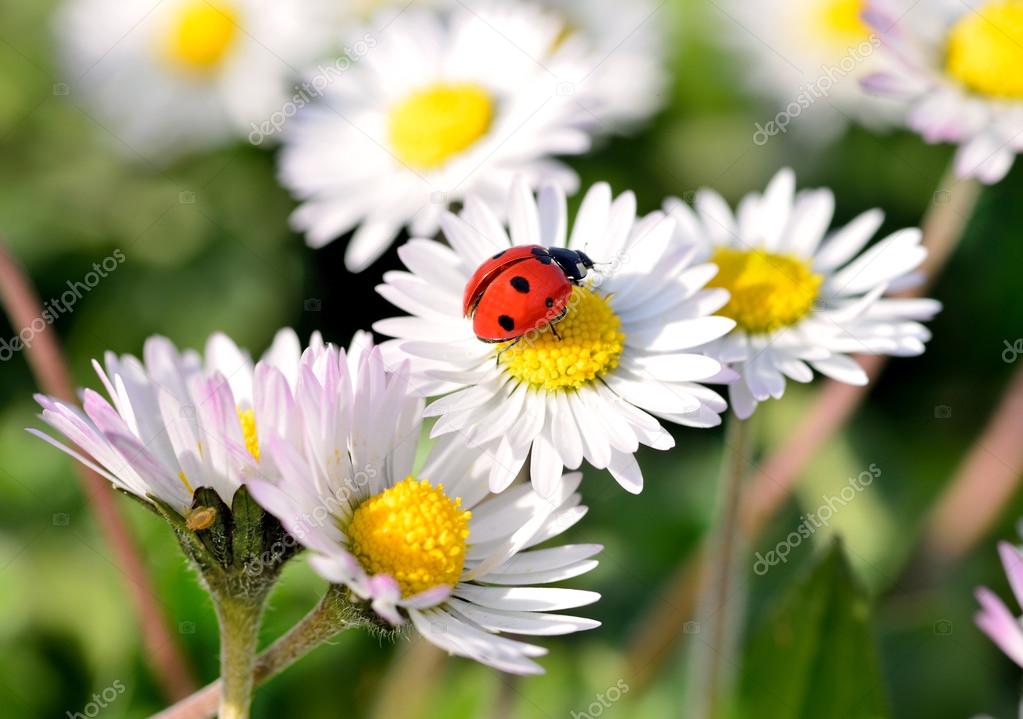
left=191, top=487, right=233, bottom=569
left=147, top=493, right=221, bottom=578
left=230, top=485, right=265, bottom=569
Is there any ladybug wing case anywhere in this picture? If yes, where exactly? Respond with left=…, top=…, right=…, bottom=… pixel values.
left=471, top=261, right=573, bottom=342
left=462, top=245, right=547, bottom=316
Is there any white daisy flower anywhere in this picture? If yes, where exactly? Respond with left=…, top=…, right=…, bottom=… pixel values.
left=56, top=0, right=335, bottom=159
left=373, top=179, right=735, bottom=496
left=718, top=0, right=904, bottom=141
left=464, top=0, right=670, bottom=134
left=336, top=0, right=669, bottom=136
left=29, top=329, right=304, bottom=516
left=245, top=336, right=601, bottom=674
left=664, top=167, right=941, bottom=420
left=862, top=0, right=1023, bottom=183
left=278, top=4, right=596, bottom=272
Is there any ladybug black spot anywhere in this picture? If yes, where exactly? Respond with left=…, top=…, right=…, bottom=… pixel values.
left=545, top=297, right=554, bottom=308
left=498, top=315, right=515, bottom=332
left=530, top=247, right=548, bottom=256
left=492, top=250, right=506, bottom=259
left=510, top=276, right=530, bottom=293
left=535, top=254, right=553, bottom=265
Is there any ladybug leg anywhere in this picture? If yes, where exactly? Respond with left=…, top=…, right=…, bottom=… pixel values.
left=550, top=323, right=562, bottom=341
left=495, top=337, right=522, bottom=363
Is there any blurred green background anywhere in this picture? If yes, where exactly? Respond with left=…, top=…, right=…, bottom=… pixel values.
left=3, top=0, right=1023, bottom=717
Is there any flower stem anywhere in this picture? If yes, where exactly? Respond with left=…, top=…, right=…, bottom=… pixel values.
left=624, top=164, right=983, bottom=693
left=686, top=416, right=755, bottom=719
left=214, top=593, right=265, bottom=719
left=152, top=587, right=361, bottom=719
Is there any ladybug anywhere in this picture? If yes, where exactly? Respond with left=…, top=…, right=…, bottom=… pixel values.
left=463, top=245, right=595, bottom=343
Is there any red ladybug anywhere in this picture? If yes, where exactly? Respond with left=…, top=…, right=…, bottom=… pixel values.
left=463, top=245, right=595, bottom=343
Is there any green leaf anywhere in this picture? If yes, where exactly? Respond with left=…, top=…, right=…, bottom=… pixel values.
left=739, top=539, right=889, bottom=719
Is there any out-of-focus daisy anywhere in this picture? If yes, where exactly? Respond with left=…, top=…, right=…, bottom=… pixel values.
left=976, top=541, right=1023, bottom=668
left=345, top=0, right=669, bottom=135
left=719, top=0, right=903, bottom=141
left=56, top=0, right=335, bottom=159
left=279, top=4, right=595, bottom=272
left=664, top=167, right=940, bottom=419
left=245, top=337, right=601, bottom=674
left=374, top=179, right=734, bottom=496
left=29, top=329, right=303, bottom=516
left=863, top=0, right=1023, bottom=183
left=467, top=0, right=670, bottom=134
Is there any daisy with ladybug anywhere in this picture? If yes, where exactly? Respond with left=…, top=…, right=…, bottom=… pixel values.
left=375, top=178, right=736, bottom=496
left=463, top=245, right=595, bottom=343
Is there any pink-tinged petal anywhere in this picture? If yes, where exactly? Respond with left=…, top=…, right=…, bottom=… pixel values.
left=308, top=551, right=364, bottom=587
left=860, top=72, right=920, bottom=98
left=366, top=574, right=406, bottom=626
left=998, top=542, right=1023, bottom=609
left=975, top=587, right=1023, bottom=668
left=399, top=584, right=451, bottom=610
left=956, top=138, right=1015, bottom=185
left=26, top=428, right=122, bottom=489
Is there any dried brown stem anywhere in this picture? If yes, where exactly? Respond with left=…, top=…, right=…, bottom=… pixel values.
left=0, top=241, right=197, bottom=700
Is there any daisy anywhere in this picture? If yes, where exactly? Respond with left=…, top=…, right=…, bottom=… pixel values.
left=56, top=0, right=335, bottom=160
left=373, top=179, right=735, bottom=496
left=976, top=541, right=1023, bottom=668
left=278, top=4, right=595, bottom=272
left=464, top=0, right=670, bottom=134
left=245, top=336, right=601, bottom=674
left=718, top=0, right=904, bottom=141
left=664, top=168, right=940, bottom=419
left=29, top=329, right=304, bottom=516
left=862, top=0, right=1023, bottom=183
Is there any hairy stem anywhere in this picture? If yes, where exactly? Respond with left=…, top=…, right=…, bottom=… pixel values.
left=152, top=587, right=360, bottom=719
left=214, top=593, right=265, bottom=719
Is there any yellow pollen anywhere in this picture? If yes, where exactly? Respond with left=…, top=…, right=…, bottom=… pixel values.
left=388, top=83, right=494, bottom=169
left=178, top=471, right=194, bottom=494
left=164, top=1, right=239, bottom=73
left=817, top=0, right=870, bottom=42
left=236, top=407, right=260, bottom=461
left=947, top=1, right=1023, bottom=99
left=499, top=286, right=625, bottom=391
left=348, top=477, right=471, bottom=598
left=708, top=247, right=822, bottom=335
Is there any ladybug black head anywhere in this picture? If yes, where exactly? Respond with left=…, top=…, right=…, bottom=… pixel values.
left=547, top=247, right=594, bottom=282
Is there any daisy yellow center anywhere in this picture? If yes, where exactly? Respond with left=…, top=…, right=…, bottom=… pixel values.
left=389, top=84, right=494, bottom=169
left=499, top=286, right=625, bottom=391
left=946, top=1, right=1023, bottom=99
left=708, top=247, right=823, bottom=335
left=236, top=407, right=260, bottom=461
left=817, top=0, right=870, bottom=42
left=348, top=477, right=471, bottom=598
left=164, top=1, right=239, bottom=73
